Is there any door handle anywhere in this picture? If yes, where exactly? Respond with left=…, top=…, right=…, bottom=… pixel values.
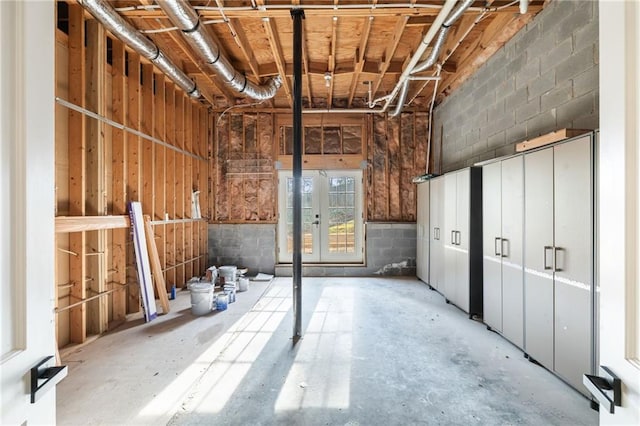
left=583, top=366, right=621, bottom=414
left=543, top=246, right=553, bottom=270
left=501, top=238, right=508, bottom=258
left=455, top=231, right=461, bottom=246
left=451, top=230, right=455, bottom=245
left=31, top=356, right=68, bottom=403
left=554, top=247, right=564, bottom=272
left=495, top=237, right=501, bottom=256
left=312, top=214, right=320, bottom=226
left=436, top=228, right=440, bottom=240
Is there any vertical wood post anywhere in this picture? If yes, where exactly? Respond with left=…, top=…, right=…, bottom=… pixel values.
left=111, top=38, right=127, bottom=324
left=68, top=4, right=86, bottom=343
left=85, top=20, right=108, bottom=334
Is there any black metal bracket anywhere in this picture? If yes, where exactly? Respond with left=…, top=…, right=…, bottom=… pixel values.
left=583, top=366, right=621, bottom=414
left=30, top=356, right=68, bottom=404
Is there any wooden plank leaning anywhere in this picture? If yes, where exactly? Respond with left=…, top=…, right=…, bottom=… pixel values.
left=144, top=214, right=171, bottom=314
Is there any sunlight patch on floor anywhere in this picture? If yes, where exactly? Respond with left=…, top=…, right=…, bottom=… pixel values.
left=275, top=285, right=353, bottom=411
left=135, top=284, right=291, bottom=420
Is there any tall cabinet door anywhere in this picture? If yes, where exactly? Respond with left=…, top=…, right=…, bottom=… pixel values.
left=553, top=136, right=592, bottom=392
left=443, top=173, right=458, bottom=301
left=416, top=182, right=430, bottom=282
left=455, top=169, right=471, bottom=311
left=524, top=148, right=555, bottom=368
left=429, top=177, right=444, bottom=290
left=501, top=156, right=524, bottom=348
left=482, top=162, right=502, bottom=332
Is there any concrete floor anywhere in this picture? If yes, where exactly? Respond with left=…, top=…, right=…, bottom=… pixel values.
left=57, top=277, right=597, bottom=425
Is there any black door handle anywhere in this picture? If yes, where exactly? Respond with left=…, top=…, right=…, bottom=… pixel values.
left=583, top=366, right=621, bottom=414
left=30, top=356, right=68, bottom=403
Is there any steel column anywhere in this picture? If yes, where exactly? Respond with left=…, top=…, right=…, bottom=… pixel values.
left=291, top=8, right=304, bottom=340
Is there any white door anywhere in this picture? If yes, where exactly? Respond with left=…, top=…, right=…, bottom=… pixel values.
left=597, top=1, right=640, bottom=422
left=429, top=177, right=444, bottom=290
left=500, top=155, right=524, bottom=349
left=1, top=1, right=58, bottom=424
left=482, top=162, right=502, bottom=332
left=278, top=170, right=363, bottom=264
left=443, top=173, right=458, bottom=302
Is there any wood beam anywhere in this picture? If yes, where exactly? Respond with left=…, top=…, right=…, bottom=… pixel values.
left=85, top=20, right=108, bottom=335
left=256, top=0, right=292, bottom=106
left=118, top=5, right=543, bottom=19
left=371, top=15, right=410, bottom=98
left=153, top=73, right=167, bottom=289
left=110, top=37, right=127, bottom=325
left=67, top=3, right=87, bottom=344
left=141, top=63, right=155, bottom=218
left=348, top=14, right=374, bottom=107
left=328, top=10, right=338, bottom=107
left=127, top=51, right=142, bottom=313
left=262, top=18, right=293, bottom=107
left=56, top=216, right=130, bottom=233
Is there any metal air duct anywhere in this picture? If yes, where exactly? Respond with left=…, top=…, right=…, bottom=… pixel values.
left=411, top=0, right=474, bottom=74
left=78, top=0, right=199, bottom=98
left=158, top=0, right=282, bottom=100
left=388, top=0, right=473, bottom=117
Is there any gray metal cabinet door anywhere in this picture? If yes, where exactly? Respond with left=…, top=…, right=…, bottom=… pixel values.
left=430, top=177, right=444, bottom=290
left=456, top=169, right=471, bottom=311
left=416, top=182, right=430, bottom=282
left=443, top=173, right=458, bottom=302
left=501, top=155, right=524, bottom=348
left=483, top=162, right=502, bottom=331
left=553, top=136, right=592, bottom=394
left=524, top=148, right=555, bottom=369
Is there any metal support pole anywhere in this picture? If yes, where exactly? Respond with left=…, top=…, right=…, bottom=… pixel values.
left=291, top=8, right=304, bottom=340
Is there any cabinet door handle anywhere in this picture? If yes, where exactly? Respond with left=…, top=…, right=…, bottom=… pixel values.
left=451, top=230, right=455, bottom=245
left=456, top=231, right=461, bottom=246
left=495, top=237, right=501, bottom=256
left=543, top=246, right=553, bottom=270
left=554, top=247, right=564, bottom=272
left=501, top=238, right=508, bottom=258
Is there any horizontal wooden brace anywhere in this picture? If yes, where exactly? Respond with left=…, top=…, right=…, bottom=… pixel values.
left=56, top=97, right=208, bottom=162
left=56, top=216, right=130, bottom=233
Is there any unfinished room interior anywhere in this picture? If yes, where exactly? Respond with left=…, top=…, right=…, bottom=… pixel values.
left=1, top=0, right=639, bottom=424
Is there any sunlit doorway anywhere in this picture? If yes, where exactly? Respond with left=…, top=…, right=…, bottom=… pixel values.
left=277, top=170, right=363, bottom=263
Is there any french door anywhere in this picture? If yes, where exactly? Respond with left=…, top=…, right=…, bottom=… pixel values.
left=278, top=170, right=363, bottom=263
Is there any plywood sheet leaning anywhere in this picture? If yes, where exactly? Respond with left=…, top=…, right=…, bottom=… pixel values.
left=128, top=202, right=157, bottom=322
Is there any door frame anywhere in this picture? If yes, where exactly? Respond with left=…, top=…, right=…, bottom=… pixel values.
left=277, top=169, right=364, bottom=264
left=597, top=0, right=640, bottom=423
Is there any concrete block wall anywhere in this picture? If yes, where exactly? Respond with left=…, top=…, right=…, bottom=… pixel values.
left=433, top=0, right=599, bottom=172
left=208, top=224, right=276, bottom=275
left=275, top=223, right=417, bottom=276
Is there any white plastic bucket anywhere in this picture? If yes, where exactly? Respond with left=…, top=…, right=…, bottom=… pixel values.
left=238, top=277, right=249, bottom=292
left=219, top=265, right=237, bottom=282
left=190, top=283, right=213, bottom=316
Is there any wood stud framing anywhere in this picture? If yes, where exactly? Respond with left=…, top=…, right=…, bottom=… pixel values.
left=55, top=12, right=210, bottom=348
